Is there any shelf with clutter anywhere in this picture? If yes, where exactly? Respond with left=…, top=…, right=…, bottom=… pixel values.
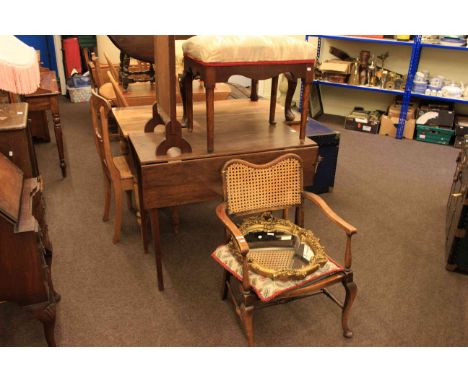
left=306, top=35, right=468, bottom=141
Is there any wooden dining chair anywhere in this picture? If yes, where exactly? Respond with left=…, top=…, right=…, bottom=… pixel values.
left=212, top=154, right=358, bottom=346
left=89, top=89, right=141, bottom=244
left=103, top=52, right=120, bottom=85
left=103, top=75, right=181, bottom=236
left=90, top=55, right=117, bottom=103
left=107, top=70, right=129, bottom=108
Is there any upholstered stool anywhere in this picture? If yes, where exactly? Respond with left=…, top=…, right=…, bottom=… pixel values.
left=182, top=36, right=315, bottom=152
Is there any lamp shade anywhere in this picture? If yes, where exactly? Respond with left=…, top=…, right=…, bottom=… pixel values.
left=0, top=35, right=40, bottom=95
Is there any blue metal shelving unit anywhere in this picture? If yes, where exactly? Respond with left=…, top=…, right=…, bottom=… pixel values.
left=311, top=35, right=414, bottom=46
left=313, top=80, right=405, bottom=95
left=419, top=43, right=468, bottom=52
left=306, top=35, right=468, bottom=139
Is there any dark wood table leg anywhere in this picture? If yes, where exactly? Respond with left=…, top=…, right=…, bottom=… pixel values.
left=250, top=79, right=259, bottom=101
left=149, top=208, right=164, bottom=291
left=269, top=75, right=279, bottom=125
left=50, top=96, right=67, bottom=177
left=205, top=83, right=215, bottom=153
left=184, top=72, right=193, bottom=131
left=299, top=79, right=311, bottom=142
left=285, top=73, right=298, bottom=122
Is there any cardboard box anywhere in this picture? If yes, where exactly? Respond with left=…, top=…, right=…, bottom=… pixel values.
left=388, top=104, right=416, bottom=120
left=319, top=60, right=352, bottom=74
left=379, top=115, right=416, bottom=140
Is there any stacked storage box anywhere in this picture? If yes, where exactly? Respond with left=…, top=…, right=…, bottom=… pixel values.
left=380, top=103, right=417, bottom=139
left=415, top=104, right=455, bottom=145
left=344, top=107, right=383, bottom=134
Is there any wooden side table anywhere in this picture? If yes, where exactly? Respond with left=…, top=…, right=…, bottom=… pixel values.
left=23, top=70, right=67, bottom=177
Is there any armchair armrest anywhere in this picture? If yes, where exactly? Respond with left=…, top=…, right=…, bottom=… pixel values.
left=302, top=191, right=357, bottom=236
left=215, top=202, right=249, bottom=255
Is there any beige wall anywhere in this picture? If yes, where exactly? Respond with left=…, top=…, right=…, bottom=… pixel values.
left=96, top=36, right=121, bottom=64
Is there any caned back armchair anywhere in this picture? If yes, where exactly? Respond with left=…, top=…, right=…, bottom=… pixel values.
left=213, top=153, right=358, bottom=346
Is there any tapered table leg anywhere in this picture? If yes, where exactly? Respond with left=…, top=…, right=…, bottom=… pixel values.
left=50, top=96, right=67, bottom=177
left=149, top=208, right=164, bottom=291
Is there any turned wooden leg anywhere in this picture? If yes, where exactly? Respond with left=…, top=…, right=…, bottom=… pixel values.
left=282, top=208, right=288, bottom=220
left=299, top=80, right=311, bottom=142
left=50, top=97, right=67, bottom=177
left=269, top=75, right=279, bottom=125
left=250, top=79, right=259, bottom=101
left=241, top=304, right=255, bottom=346
left=285, top=73, right=298, bottom=122
left=32, top=304, right=57, bottom=347
left=179, top=74, right=188, bottom=128
left=102, top=176, right=111, bottom=222
left=221, top=269, right=231, bottom=300
left=149, top=208, right=164, bottom=291
left=205, top=84, right=215, bottom=153
left=185, top=71, right=194, bottom=132
left=122, top=54, right=130, bottom=90
left=171, top=206, right=180, bottom=234
left=112, top=185, right=123, bottom=244
left=342, top=279, right=357, bottom=338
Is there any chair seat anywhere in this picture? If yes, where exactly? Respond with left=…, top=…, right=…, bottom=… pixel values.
left=212, top=242, right=344, bottom=302
left=182, top=35, right=316, bottom=65
left=113, top=156, right=133, bottom=180
left=99, top=82, right=116, bottom=101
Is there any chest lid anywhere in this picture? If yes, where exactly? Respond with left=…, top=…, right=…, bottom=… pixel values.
left=0, top=152, right=24, bottom=224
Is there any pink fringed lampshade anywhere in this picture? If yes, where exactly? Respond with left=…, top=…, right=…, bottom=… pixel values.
left=0, top=35, right=40, bottom=95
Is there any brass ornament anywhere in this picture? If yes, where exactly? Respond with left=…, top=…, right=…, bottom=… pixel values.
left=231, top=213, right=328, bottom=281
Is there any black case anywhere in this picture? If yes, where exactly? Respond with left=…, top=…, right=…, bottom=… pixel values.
left=446, top=135, right=468, bottom=273
left=305, top=119, right=340, bottom=194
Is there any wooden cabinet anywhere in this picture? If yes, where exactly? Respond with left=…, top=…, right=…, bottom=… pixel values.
left=0, top=102, right=39, bottom=177
left=0, top=152, right=59, bottom=346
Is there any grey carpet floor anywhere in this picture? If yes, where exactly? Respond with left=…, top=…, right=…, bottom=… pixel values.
left=1, top=98, right=467, bottom=346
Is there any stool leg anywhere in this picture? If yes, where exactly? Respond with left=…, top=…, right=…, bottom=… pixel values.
left=205, top=84, right=215, bottom=153
left=250, top=79, right=259, bottom=101
left=185, top=72, right=194, bottom=132
left=285, top=73, right=298, bottom=122
left=300, top=80, right=311, bottom=142
left=269, top=75, right=279, bottom=125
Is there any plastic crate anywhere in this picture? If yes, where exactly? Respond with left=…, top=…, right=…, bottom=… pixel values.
left=67, top=86, right=91, bottom=103
left=416, top=125, right=454, bottom=145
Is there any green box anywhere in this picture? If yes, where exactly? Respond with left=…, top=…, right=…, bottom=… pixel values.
left=416, top=125, right=454, bottom=145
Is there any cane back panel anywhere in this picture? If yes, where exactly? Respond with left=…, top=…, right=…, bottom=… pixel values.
left=222, top=154, right=303, bottom=215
